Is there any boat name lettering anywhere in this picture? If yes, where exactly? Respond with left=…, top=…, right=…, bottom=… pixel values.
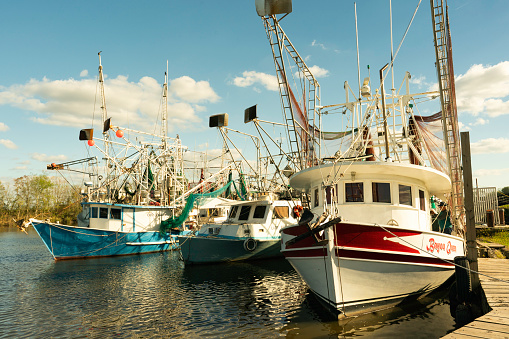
left=426, top=238, right=456, bottom=254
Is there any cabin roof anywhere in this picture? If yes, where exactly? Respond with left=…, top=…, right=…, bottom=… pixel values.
left=290, top=161, right=451, bottom=194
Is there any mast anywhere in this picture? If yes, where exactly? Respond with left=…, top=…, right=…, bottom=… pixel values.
left=162, top=61, right=168, bottom=149
left=98, top=52, right=111, bottom=201
left=430, top=0, right=464, bottom=233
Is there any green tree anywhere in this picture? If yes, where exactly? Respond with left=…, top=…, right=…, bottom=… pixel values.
left=14, top=175, right=54, bottom=219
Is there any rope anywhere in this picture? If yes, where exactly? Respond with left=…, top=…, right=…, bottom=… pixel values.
left=32, top=220, right=110, bottom=237
left=374, top=223, right=509, bottom=285
left=334, top=223, right=347, bottom=315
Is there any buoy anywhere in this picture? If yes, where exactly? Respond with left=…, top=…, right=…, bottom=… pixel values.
left=87, top=140, right=95, bottom=146
left=116, top=129, right=124, bottom=138
left=293, top=205, right=303, bottom=218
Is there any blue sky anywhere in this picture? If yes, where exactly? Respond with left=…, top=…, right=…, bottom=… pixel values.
left=1, top=0, right=509, bottom=189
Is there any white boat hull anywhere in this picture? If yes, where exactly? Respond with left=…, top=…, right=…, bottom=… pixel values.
left=281, top=221, right=465, bottom=316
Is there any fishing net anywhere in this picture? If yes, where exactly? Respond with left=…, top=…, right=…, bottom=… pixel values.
left=160, top=180, right=234, bottom=233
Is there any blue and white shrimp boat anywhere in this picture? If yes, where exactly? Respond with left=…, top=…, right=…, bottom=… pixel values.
left=29, top=53, right=211, bottom=260
left=178, top=196, right=301, bottom=264
left=31, top=202, right=188, bottom=260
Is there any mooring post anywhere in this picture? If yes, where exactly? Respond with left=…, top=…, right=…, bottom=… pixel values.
left=461, top=131, right=480, bottom=289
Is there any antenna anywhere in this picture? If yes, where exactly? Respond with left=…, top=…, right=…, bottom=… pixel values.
left=162, top=60, right=168, bottom=148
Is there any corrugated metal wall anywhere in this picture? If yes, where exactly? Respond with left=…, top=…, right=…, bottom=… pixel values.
left=473, top=187, right=499, bottom=225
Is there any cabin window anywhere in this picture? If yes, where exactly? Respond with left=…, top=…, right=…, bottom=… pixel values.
left=372, top=182, right=391, bottom=203
left=325, top=185, right=336, bottom=204
left=91, top=207, right=98, bottom=218
left=419, top=190, right=426, bottom=211
left=238, top=206, right=251, bottom=221
left=99, top=207, right=109, bottom=219
left=229, top=206, right=239, bottom=219
left=110, top=208, right=121, bottom=220
left=253, top=206, right=267, bottom=219
left=345, top=182, right=364, bottom=202
left=399, top=185, right=412, bottom=206
left=314, top=188, right=319, bottom=207
left=273, top=206, right=289, bottom=219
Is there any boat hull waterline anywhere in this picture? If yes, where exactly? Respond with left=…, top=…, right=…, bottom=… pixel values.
left=178, top=235, right=282, bottom=264
left=31, top=219, right=181, bottom=260
left=281, top=221, right=465, bottom=316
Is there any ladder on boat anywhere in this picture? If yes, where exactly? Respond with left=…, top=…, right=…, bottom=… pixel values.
left=262, top=15, right=321, bottom=170
left=431, top=0, right=465, bottom=232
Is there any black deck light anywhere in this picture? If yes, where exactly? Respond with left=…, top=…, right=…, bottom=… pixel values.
left=244, top=105, right=257, bottom=123
left=79, top=128, right=94, bottom=140
left=209, top=113, right=229, bottom=128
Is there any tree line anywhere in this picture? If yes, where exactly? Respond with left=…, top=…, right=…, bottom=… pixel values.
left=0, top=175, right=82, bottom=226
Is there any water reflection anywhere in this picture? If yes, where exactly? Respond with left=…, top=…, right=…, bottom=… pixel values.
left=0, top=228, right=456, bottom=338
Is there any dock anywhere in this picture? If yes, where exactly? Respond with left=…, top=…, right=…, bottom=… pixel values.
left=442, top=258, right=509, bottom=338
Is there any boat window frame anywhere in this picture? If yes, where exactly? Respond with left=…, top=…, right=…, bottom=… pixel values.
left=419, top=189, right=426, bottom=211
left=273, top=206, right=289, bottom=219
left=345, top=182, right=364, bottom=203
left=314, top=188, right=319, bottom=207
left=91, top=206, right=98, bottom=218
left=372, top=182, right=391, bottom=203
left=238, top=205, right=252, bottom=221
left=99, top=207, right=109, bottom=219
left=110, top=208, right=121, bottom=220
left=325, top=185, right=337, bottom=204
left=229, top=205, right=239, bottom=220
left=253, top=205, right=267, bottom=219
left=398, top=184, right=413, bottom=206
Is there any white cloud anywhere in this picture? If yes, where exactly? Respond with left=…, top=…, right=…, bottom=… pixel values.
left=0, top=73, right=220, bottom=132
left=410, top=75, right=434, bottom=89
left=474, top=168, right=509, bottom=177
left=0, top=122, right=8, bottom=132
left=470, top=138, right=509, bottom=154
left=169, top=76, right=219, bottom=103
left=12, top=166, right=28, bottom=171
left=294, top=65, right=329, bottom=80
left=472, top=118, right=489, bottom=126
left=458, top=121, right=471, bottom=131
left=31, top=153, right=68, bottom=163
left=308, top=65, right=329, bottom=78
left=80, top=70, right=88, bottom=77
left=233, top=71, right=278, bottom=91
left=0, top=139, right=17, bottom=149
left=311, top=40, right=327, bottom=50
left=455, top=61, right=509, bottom=117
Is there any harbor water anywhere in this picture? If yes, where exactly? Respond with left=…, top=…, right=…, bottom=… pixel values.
left=0, top=227, right=459, bottom=338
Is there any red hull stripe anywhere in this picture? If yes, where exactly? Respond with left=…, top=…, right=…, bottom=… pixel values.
left=283, top=247, right=453, bottom=267
left=283, top=222, right=422, bottom=254
left=334, top=223, right=421, bottom=254
left=337, top=248, right=453, bottom=267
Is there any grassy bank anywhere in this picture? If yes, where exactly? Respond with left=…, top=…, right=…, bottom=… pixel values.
left=476, top=228, right=509, bottom=247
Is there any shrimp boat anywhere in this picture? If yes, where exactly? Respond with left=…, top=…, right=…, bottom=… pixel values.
left=178, top=197, right=300, bottom=264
left=30, top=54, right=228, bottom=260
left=256, top=0, right=466, bottom=316
left=178, top=110, right=303, bottom=264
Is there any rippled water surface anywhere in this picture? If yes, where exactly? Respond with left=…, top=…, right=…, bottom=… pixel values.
left=0, top=227, right=458, bottom=338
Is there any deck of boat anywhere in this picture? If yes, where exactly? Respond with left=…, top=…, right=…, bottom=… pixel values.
left=442, top=258, right=509, bottom=338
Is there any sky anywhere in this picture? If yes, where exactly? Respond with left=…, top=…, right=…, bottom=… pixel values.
left=1, top=0, right=509, bottom=189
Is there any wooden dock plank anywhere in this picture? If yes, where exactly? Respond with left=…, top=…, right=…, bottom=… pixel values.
left=442, top=259, right=509, bottom=338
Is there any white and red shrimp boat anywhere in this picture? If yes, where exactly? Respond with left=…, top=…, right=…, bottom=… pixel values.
left=256, top=0, right=466, bottom=317
left=280, top=162, right=465, bottom=316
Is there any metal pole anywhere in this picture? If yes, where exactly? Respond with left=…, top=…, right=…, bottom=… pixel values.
left=379, top=63, right=390, bottom=161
